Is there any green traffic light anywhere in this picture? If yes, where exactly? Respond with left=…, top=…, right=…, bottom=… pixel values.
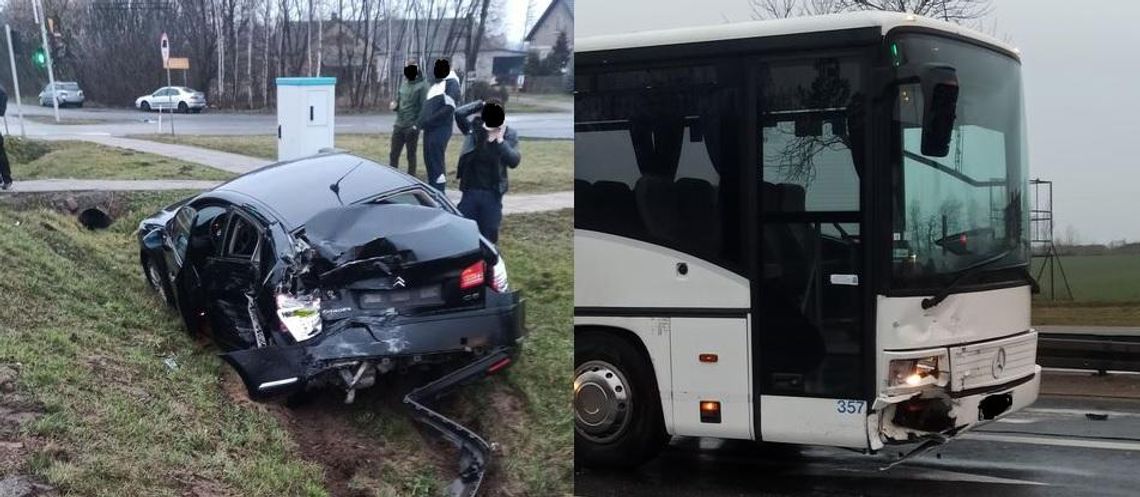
left=32, top=48, right=46, bottom=67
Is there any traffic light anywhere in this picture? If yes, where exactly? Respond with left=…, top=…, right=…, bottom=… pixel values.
left=32, top=47, right=46, bottom=69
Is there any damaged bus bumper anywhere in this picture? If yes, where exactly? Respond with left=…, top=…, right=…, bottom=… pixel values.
left=221, top=290, right=525, bottom=399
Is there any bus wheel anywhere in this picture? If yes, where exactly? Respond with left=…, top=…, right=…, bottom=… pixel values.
left=574, top=331, right=667, bottom=467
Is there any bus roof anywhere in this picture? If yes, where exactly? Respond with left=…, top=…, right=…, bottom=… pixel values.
left=576, top=11, right=1018, bottom=59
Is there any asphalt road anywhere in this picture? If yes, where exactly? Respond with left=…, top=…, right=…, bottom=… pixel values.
left=576, top=394, right=1140, bottom=497
left=6, top=104, right=572, bottom=139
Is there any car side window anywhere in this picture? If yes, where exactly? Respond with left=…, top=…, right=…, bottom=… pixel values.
left=375, top=189, right=438, bottom=207
left=189, top=205, right=228, bottom=258
left=170, top=206, right=196, bottom=261
left=224, top=213, right=260, bottom=260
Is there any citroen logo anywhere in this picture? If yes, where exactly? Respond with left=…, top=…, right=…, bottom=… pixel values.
left=991, top=347, right=1007, bottom=379
left=394, top=276, right=406, bottom=288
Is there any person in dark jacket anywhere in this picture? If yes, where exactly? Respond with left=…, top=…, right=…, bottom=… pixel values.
left=389, top=62, right=427, bottom=175
left=454, top=99, right=521, bottom=244
left=417, top=58, right=461, bottom=192
left=0, top=85, right=11, bottom=190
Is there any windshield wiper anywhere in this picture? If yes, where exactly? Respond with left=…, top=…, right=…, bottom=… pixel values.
left=921, top=249, right=1016, bottom=310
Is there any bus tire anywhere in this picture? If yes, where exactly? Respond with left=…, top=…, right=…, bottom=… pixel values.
left=574, top=329, right=668, bottom=467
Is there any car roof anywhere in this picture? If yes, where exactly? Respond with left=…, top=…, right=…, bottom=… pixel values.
left=207, top=152, right=419, bottom=231
left=577, top=11, right=1018, bottom=59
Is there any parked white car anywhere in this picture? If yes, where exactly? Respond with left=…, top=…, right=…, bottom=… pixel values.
left=135, top=86, right=206, bottom=113
left=39, top=82, right=85, bottom=107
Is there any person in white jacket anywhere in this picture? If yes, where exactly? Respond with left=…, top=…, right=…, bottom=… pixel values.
left=417, top=59, right=461, bottom=192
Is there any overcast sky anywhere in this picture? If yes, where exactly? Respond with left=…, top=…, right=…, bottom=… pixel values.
left=577, top=0, right=1140, bottom=243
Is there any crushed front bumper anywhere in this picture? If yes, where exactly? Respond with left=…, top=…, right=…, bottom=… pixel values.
left=872, top=366, right=1041, bottom=454
left=221, top=290, right=525, bottom=398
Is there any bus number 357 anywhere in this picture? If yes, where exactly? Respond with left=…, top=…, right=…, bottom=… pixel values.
left=837, top=400, right=866, bottom=415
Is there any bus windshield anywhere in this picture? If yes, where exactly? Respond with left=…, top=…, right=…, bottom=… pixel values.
left=890, top=33, right=1029, bottom=290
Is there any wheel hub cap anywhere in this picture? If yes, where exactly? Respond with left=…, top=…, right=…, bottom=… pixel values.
left=574, top=360, right=632, bottom=443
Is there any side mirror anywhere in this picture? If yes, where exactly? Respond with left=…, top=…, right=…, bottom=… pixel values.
left=920, top=65, right=959, bottom=157
left=142, top=229, right=165, bottom=250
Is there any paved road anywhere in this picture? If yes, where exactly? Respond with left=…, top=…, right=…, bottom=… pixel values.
left=7, top=104, right=572, bottom=139
left=576, top=393, right=1140, bottom=497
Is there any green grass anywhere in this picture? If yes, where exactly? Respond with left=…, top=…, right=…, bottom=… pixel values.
left=0, top=194, right=572, bottom=496
left=0, top=191, right=326, bottom=496
left=133, top=134, right=572, bottom=193
left=1031, top=255, right=1140, bottom=326
left=9, top=139, right=234, bottom=181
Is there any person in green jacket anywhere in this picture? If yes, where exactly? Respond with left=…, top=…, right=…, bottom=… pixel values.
left=389, top=62, right=427, bottom=175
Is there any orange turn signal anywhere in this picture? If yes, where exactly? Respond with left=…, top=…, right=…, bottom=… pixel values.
left=699, top=400, right=721, bottom=423
left=698, top=353, right=718, bottom=363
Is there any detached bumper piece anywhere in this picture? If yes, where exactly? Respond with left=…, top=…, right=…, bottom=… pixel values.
left=404, top=348, right=513, bottom=497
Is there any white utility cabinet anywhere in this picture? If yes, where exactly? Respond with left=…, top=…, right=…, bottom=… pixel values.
left=276, top=77, right=336, bottom=161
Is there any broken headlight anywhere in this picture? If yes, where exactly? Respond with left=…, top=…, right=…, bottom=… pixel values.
left=275, top=292, right=322, bottom=342
left=887, top=352, right=949, bottom=393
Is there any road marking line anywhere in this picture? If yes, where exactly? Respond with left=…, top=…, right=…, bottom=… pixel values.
left=964, top=433, right=1140, bottom=451
left=1022, top=407, right=1140, bottom=418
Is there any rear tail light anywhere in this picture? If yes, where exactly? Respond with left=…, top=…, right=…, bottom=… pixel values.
left=459, top=260, right=485, bottom=289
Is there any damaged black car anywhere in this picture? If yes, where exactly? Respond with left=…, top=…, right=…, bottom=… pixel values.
left=137, top=152, right=526, bottom=402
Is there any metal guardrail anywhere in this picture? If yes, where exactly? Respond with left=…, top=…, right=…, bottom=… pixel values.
left=1038, top=331, right=1140, bottom=373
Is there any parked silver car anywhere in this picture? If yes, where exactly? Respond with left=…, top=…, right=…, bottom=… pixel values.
left=135, top=86, right=206, bottom=113
left=38, top=82, right=85, bottom=107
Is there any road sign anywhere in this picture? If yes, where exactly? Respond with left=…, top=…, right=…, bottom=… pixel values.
left=160, top=32, right=169, bottom=64
left=164, top=57, right=189, bottom=70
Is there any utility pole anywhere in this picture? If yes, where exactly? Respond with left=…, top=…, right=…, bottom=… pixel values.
left=5, top=25, right=26, bottom=138
left=32, top=0, right=59, bottom=123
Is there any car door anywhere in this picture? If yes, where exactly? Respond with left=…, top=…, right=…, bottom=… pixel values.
left=161, top=203, right=228, bottom=332
left=201, top=209, right=270, bottom=351
left=152, top=87, right=170, bottom=109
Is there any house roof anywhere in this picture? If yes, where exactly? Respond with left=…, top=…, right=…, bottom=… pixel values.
left=524, top=0, right=573, bottom=42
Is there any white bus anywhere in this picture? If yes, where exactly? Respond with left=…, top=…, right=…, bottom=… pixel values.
left=573, top=11, right=1039, bottom=467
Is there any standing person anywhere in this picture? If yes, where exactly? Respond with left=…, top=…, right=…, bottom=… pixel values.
left=454, top=99, right=520, bottom=244
left=389, top=62, right=426, bottom=176
left=418, top=58, right=461, bottom=192
left=0, top=84, right=11, bottom=190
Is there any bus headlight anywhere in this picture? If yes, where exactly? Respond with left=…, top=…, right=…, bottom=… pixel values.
left=887, top=353, right=948, bottom=392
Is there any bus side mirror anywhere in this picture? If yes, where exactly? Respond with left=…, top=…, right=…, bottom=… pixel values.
left=920, top=65, right=958, bottom=157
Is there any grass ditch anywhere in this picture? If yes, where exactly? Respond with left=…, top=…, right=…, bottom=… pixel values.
left=133, top=134, right=572, bottom=194
left=6, top=139, right=234, bottom=181
left=0, top=193, right=571, bottom=496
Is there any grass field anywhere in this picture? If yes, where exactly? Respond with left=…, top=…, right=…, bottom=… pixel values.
left=1031, top=254, right=1140, bottom=326
left=133, top=134, right=572, bottom=194
left=8, top=139, right=233, bottom=181
left=0, top=194, right=571, bottom=496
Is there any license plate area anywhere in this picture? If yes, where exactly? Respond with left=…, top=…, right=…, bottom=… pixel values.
left=357, top=285, right=444, bottom=309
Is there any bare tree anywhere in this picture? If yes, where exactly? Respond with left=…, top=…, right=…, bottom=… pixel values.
left=751, top=0, right=991, bottom=24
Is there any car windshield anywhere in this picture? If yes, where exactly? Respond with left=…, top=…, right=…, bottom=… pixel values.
left=59, top=83, right=79, bottom=90
left=890, top=34, right=1029, bottom=290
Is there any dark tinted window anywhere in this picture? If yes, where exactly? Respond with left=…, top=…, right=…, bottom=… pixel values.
left=188, top=205, right=228, bottom=258
left=576, top=61, right=744, bottom=271
left=225, top=214, right=260, bottom=259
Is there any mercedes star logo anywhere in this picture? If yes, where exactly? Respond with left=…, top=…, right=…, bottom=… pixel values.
left=991, top=347, right=1007, bottom=379
left=394, top=276, right=406, bottom=288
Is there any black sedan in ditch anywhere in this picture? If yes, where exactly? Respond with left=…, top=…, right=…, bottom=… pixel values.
left=136, top=152, right=525, bottom=401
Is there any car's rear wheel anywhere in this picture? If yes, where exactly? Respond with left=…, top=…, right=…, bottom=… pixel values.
left=144, top=257, right=174, bottom=307
left=141, top=101, right=151, bottom=111
left=178, top=102, right=189, bottom=113
left=575, top=329, right=668, bottom=468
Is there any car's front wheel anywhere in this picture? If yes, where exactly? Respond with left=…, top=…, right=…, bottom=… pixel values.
left=143, top=257, right=174, bottom=307
left=574, top=329, right=668, bottom=468
left=140, top=101, right=151, bottom=111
